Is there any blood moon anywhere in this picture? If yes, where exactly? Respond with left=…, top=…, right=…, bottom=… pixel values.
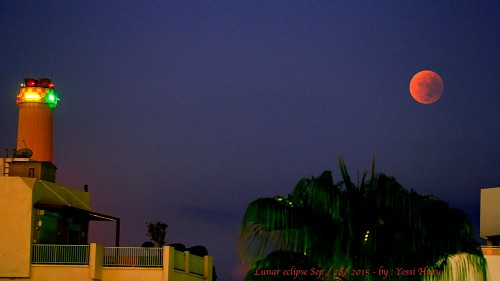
left=409, top=70, right=444, bottom=104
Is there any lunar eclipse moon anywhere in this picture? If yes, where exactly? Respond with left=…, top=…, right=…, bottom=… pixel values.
left=409, top=70, right=444, bottom=104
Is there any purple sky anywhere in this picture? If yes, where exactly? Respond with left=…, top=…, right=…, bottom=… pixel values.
left=1, top=1, right=499, bottom=280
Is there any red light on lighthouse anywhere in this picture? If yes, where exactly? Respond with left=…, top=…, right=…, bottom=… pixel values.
left=16, top=78, right=60, bottom=162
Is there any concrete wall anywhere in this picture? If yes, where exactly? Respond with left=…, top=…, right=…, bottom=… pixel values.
left=31, top=265, right=90, bottom=281
left=0, top=177, right=35, bottom=278
left=102, top=268, right=163, bottom=281
left=485, top=254, right=500, bottom=281
left=0, top=177, right=91, bottom=278
left=480, top=187, right=500, bottom=280
left=30, top=266, right=196, bottom=281
left=480, top=187, right=500, bottom=239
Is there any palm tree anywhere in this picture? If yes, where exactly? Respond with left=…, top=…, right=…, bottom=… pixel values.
left=239, top=157, right=487, bottom=280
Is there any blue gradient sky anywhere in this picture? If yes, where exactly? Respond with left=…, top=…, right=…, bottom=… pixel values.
left=1, top=1, right=498, bottom=280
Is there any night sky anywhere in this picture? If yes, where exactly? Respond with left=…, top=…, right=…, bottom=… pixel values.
left=1, top=1, right=498, bottom=280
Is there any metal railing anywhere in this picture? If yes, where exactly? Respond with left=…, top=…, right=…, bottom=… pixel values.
left=104, top=247, right=163, bottom=267
left=32, top=244, right=90, bottom=265
left=31, top=244, right=207, bottom=274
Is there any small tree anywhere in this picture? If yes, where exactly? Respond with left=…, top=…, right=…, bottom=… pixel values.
left=146, top=221, right=168, bottom=247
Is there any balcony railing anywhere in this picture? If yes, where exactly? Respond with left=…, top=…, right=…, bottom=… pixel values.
left=32, top=244, right=90, bottom=265
left=104, top=247, right=163, bottom=267
left=482, top=246, right=500, bottom=255
left=172, top=250, right=205, bottom=276
left=31, top=244, right=208, bottom=276
left=189, top=254, right=204, bottom=276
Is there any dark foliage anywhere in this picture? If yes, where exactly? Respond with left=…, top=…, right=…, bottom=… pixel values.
left=240, top=157, right=487, bottom=280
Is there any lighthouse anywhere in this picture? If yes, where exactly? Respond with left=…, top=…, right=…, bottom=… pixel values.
left=16, top=78, right=59, bottom=162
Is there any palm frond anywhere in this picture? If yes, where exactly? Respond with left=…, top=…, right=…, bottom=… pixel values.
left=239, top=157, right=488, bottom=280
left=240, top=197, right=312, bottom=262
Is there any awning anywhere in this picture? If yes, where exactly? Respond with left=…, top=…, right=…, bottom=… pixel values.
left=34, top=203, right=120, bottom=246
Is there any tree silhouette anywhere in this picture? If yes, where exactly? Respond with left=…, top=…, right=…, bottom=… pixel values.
left=240, top=157, right=487, bottom=280
left=146, top=221, right=168, bottom=247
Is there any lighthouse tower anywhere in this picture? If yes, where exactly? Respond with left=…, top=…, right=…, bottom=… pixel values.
left=16, top=78, right=59, bottom=162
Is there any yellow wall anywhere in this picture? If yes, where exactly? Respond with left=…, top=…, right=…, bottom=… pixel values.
left=19, top=265, right=209, bottom=281
left=170, top=270, right=212, bottom=281
left=4, top=266, right=209, bottom=281
left=0, top=177, right=91, bottom=278
left=0, top=177, right=35, bottom=278
left=30, top=265, right=89, bottom=281
left=480, top=187, right=500, bottom=238
left=485, top=255, right=500, bottom=281
left=102, top=268, right=163, bottom=280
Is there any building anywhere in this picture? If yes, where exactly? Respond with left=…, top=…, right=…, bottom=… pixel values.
left=480, top=187, right=500, bottom=280
left=0, top=78, right=213, bottom=281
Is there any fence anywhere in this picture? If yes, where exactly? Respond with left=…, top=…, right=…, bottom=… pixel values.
left=31, top=244, right=209, bottom=276
left=32, top=244, right=90, bottom=265
left=104, top=247, right=163, bottom=267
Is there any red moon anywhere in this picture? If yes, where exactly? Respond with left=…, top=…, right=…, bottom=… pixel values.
left=409, top=70, right=444, bottom=104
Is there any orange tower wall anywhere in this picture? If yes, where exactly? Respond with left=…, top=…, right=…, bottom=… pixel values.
left=17, top=102, right=54, bottom=162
